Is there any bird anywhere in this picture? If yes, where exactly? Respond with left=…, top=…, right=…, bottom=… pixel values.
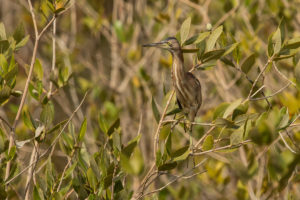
left=143, top=37, right=202, bottom=134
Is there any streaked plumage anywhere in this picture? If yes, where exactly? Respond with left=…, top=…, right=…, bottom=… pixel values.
left=143, top=37, right=202, bottom=123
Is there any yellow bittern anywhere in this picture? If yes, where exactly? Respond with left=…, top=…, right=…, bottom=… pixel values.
left=143, top=37, right=202, bottom=129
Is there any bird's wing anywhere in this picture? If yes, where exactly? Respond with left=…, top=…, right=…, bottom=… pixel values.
left=186, top=72, right=202, bottom=106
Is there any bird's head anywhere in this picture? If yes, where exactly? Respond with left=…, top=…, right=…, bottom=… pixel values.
left=143, top=37, right=181, bottom=54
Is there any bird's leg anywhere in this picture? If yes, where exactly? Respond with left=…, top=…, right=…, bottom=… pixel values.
left=188, top=122, right=196, bottom=167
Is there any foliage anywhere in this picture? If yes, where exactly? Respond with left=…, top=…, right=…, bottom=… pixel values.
left=0, top=0, right=300, bottom=199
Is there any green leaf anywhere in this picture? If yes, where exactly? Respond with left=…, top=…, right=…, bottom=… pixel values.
left=98, top=112, right=108, bottom=134
left=268, top=34, right=274, bottom=57
left=152, top=97, right=160, bottom=123
left=63, top=161, right=77, bottom=179
left=241, top=54, right=256, bottom=74
left=33, top=185, right=44, bottom=200
left=213, top=103, right=229, bottom=120
left=232, top=103, right=249, bottom=120
left=202, top=135, right=214, bottom=151
left=13, top=23, right=25, bottom=44
left=87, top=168, right=97, bottom=192
left=273, top=54, right=294, bottom=61
left=201, top=49, right=225, bottom=62
left=0, top=40, right=9, bottom=52
left=166, top=108, right=181, bottom=116
left=15, top=35, right=29, bottom=50
left=277, top=107, right=289, bottom=130
left=171, top=145, right=189, bottom=158
left=60, top=66, right=69, bottom=83
left=166, top=132, right=172, bottom=156
left=180, top=17, right=191, bottom=45
left=54, top=7, right=65, bottom=14
left=22, top=109, right=35, bottom=130
left=182, top=48, right=199, bottom=53
left=206, top=26, right=223, bottom=51
left=40, top=101, right=54, bottom=127
left=249, top=113, right=273, bottom=145
left=47, top=119, right=68, bottom=134
left=0, top=22, right=6, bottom=40
left=230, top=126, right=244, bottom=145
left=220, top=57, right=235, bottom=68
left=158, top=162, right=177, bottom=171
left=295, top=61, right=300, bottom=84
left=0, top=85, right=11, bottom=105
left=114, top=20, right=126, bottom=42
left=78, top=118, right=87, bottom=142
left=283, top=37, right=300, bottom=49
left=273, top=27, right=282, bottom=54
left=223, top=42, right=240, bottom=56
left=112, top=131, right=121, bottom=151
left=34, top=59, right=43, bottom=80
left=183, top=35, right=198, bottom=46
left=215, top=118, right=238, bottom=128
left=234, top=113, right=259, bottom=126
left=195, top=31, right=210, bottom=44
left=120, top=153, right=134, bottom=174
left=122, top=134, right=141, bottom=157
left=107, top=118, right=120, bottom=136
left=223, top=99, right=243, bottom=118
left=0, top=54, right=8, bottom=72
left=7, top=146, right=16, bottom=161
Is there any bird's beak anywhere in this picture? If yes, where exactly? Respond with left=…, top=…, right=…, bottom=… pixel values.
left=143, top=41, right=168, bottom=49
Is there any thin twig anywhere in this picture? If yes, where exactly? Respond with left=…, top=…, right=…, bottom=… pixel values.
left=134, top=91, right=175, bottom=198
left=0, top=116, right=12, bottom=131
left=56, top=150, right=75, bottom=192
left=247, top=57, right=273, bottom=100
left=250, top=83, right=290, bottom=101
left=48, top=12, right=57, bottom=98
left=279, top=132, right=298, bottom=154
left=273, top=62, right=296, bottom=87
left=195, top=126, right=216, bottom=148
left=154, top=91, right=175, bottom=158
left=179, top=0, right=210, bottom=24
left=192, top=140, right=252, bottom=156
left=24, top=140, right=39, bottom=200
left=213, top=0, right=240, bottom=28
left=162, top=119, right=215, bottom=126
left=250, top=85, right=266, bottom=98
left=285, top=129, right=300, bottom=152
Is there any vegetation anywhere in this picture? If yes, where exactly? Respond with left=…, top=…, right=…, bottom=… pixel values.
left=1, top=0, right=300, bottom=199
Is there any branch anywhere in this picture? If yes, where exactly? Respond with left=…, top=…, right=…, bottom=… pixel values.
left=247, top=57, right=273, bottom=100
left=154, top=91, right=175, bottom=158
left=192, top=140, right=252, bottom=156
left=48, top=14, right=57, bottom=98
left=250, top=83, right=290, bottom=101
left=195, top=126, right=216, bottom=148
left=133, top=90, right=175, bottom=198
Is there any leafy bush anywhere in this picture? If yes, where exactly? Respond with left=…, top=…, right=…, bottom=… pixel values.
left=0, top=0, right=300, bottom=199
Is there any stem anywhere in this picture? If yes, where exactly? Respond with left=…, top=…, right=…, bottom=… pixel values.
left=48, top=14, right=57, bottom=98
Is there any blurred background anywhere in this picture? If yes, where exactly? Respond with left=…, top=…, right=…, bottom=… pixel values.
left=1, top=0, right=300, bottom=199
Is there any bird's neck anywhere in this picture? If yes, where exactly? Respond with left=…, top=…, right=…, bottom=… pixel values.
left=172, top=52, right=186, bottom=82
